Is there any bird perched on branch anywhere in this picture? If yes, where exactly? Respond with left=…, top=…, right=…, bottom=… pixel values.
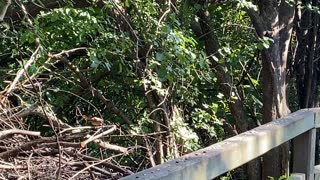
left=81, top=115, right=104, bottom=127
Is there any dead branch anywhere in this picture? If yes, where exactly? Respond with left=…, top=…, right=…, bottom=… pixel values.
left=83, top=162, right=97, bottom=180
left=30, top=104, right=71, bottom=129
left=68, top=162, right=116, bottom=177
left=5, top=45, right=41, bottom=95
left=58, top=126, right=97, bottom=134
left=69, top=153, right=124, bottom=179
left=93, top=139, right=128, bottom=153
left=89, top=165, right=118, bottom=177
left=1, top=104, right=71, bottom=129
left=0, top=0, right=11, bottom=21
left=0, top=133, right=87, bottom=159
left=0, top=129, right=40, bottom=140
left=80, top=125, right=117, bottom=148
left=39, top=142, right=81, bottom=149
left=0, top=164, right=25, bottom=169
left=0, top=139, right=51, bottom=159
left=63, top=150, right=132, bottom=175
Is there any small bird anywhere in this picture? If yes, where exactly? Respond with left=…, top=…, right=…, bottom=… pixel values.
left=81, top=115, right=104, bottom=127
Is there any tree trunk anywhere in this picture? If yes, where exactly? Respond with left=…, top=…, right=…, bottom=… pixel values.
left=294, top=0, right=319, bottom=109
left=197, top=5, right=261, bottom=180
left=247, top=1, right=294, bottom=179
left=106, top=1, right=177, bottom=165
left=294, top=0, right=320, bottom=164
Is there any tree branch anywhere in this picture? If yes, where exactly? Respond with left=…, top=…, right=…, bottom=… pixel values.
left=49, top=49, right=132, bottom=125
left=5, top=0, right=103, bottom=21
left=0, top=129, right=40, bottom=139
left=2, top=103, right=72, bottom=129
left=197, top=7, right=249, bottom=133
left=0, top=0, right=11, bottom=21
left=63, top=150, right=133, bottom=175
left=245, top=7, right=266, bottom=38
left=80, top=125, right=117, bottom=147
left=5, top=46, right=41, bottom=95
left=93, top=139, right=128, bottom=153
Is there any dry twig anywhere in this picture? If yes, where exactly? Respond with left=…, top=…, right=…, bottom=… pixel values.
left=80, top=125, right=117, bottom=148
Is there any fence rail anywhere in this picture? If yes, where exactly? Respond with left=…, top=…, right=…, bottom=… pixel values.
left=120, top=109, right=320, bottom=180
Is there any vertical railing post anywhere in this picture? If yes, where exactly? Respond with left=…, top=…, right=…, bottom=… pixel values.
left=314, top=110, right=320, bottom=180
left=291, top=173, right=306, bottom=180
left=314, top=165, right=320, bottom=180
left=292, top=127, right=316, bottom=180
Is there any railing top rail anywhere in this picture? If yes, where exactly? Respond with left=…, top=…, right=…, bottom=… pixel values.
left=121, top=108, right=320, bottom=180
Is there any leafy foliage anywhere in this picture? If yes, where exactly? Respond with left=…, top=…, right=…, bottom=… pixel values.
left=2, top=0, right=317, bottom=177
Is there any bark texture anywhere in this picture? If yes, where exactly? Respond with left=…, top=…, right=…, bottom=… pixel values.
left=293, top=0, right=320, bottom=164
left=247, top=1, right=295, bottom=179
left=294, top=0, right=320, bottom=108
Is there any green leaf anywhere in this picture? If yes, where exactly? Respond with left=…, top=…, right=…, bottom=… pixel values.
left=249, top=77, right=259, bottom=86
left=156, top=52, right=164, bottom=61
left=90, top=55, right=100, bottom=69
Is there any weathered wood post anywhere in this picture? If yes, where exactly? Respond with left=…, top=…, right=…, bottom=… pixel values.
left=292, top=128, right=316, bottom=180
left=291, top=173, right=306, bottom=180
left=314, top=110, right=320, bottom=180
left=292, top=110, right=320, bottom=180
left=314, top=165, right=320, bottom=180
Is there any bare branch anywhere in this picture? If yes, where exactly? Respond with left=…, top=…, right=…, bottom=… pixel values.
left=93, top=139, right=128, bottom=153
left=39, top=142, right=81, bottom=149
left=63, top=150, right=133, bottom=175
left=51, top=47, right=87, bottom=57
left=0, top=129, right=40, bottom=139
left=0, top=0, right=11, bottom=21
left=0, top=138, right=50, bottom=159
left=3, top=104, right=71, bottom=129
left=80, top=125, right=117, bottom=148
left=0, top=164, right=25, bottom=169
left=6, top=46, right=41, bottom=95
